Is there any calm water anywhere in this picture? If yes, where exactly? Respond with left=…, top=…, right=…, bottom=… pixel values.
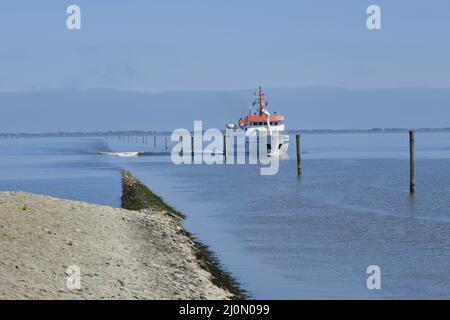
left=1, top=133, right=449, bottom=299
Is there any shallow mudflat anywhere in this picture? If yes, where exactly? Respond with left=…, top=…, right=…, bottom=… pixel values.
left=0, top=191, right=232, bottom=300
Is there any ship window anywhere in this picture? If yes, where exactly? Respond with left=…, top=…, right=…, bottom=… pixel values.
left=259, top=122, right=264, bottom=126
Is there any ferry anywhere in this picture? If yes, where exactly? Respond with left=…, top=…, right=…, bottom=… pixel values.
left=226, top=87, right=289, bottom=155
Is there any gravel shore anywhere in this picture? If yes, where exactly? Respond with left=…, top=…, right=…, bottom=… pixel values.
left=0, top=178, right=241, bottom=300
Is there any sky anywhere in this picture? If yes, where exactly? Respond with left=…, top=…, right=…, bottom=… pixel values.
left=1, top=1, right=450, bottom=132
left=1, top=0, right=450, bottom=92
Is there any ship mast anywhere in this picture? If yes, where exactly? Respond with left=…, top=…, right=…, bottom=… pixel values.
left=258, top=86, right=265, bottom=116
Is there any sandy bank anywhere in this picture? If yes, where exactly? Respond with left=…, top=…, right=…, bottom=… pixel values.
left=0, top=184, right=241, bottom=299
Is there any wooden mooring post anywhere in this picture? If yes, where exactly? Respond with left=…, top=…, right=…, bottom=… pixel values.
left=296, top=134, right=302, bottom=176
left=223, top=135, right=227, bottom=156
left=191, top=136, right=195, bottom=163
left=409, top=130, right=416, bottom=194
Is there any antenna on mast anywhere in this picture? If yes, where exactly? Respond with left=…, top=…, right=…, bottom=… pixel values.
left=258, top=86, right=264, bottom=116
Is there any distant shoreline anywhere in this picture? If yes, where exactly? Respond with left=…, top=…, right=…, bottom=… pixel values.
left=2, top=128, right=450, bottom=138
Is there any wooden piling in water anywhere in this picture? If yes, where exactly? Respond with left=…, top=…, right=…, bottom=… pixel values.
left=296, top=134, right=302, bottom=176
left=409, top=130, right=416, bottom=194
left=223, top=135, right=227, bottom=156
left=180, top=136, right=183, bottom=156
left=191, top=136, right=194, bottom=158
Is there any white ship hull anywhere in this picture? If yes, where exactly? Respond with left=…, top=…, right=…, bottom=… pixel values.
left=225, top=131, right=289, bottom=156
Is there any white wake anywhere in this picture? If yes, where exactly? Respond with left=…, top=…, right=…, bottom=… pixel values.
left=99, top=151, right=140, bottom=158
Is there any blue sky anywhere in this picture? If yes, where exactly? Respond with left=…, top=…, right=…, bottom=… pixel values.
left=1, top=0, right=450, bottom=92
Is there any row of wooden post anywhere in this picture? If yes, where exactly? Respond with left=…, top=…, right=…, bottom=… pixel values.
left=295, top=131, right=416, bottom=194
left=114, top=134, right=169, bottom=150
left=118, top=131, right=416, bottom=193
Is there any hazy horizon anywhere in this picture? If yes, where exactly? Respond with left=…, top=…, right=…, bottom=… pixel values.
left=1, top=86, right=450, bottom=133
